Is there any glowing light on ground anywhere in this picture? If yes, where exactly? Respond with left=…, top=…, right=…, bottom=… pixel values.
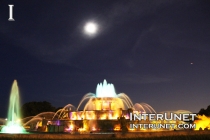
left=1, top=122, right=25, bottom=133
left=194, top=115, right=210, bottom=130
left=66, top=124, right=74, bottom=131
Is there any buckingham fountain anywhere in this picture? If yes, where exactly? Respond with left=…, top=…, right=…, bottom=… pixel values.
left=47, top=79, right=157, bottom=132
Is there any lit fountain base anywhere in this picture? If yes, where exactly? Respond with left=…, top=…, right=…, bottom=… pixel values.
left=1, top=121, right=26, bottom=133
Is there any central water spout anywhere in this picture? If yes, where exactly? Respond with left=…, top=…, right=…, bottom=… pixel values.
left=96, top=79, right=117, bottom=97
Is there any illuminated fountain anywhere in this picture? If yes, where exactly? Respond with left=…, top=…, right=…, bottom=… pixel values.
left=1, top=80, right=25, bottom=133
left=1, top=79, right=193, bottom=133
left=54, top=80, right=156, bottom=121
left=51, top=79, right=156, bottom=132
left=21, top=79, right=190, bottom=132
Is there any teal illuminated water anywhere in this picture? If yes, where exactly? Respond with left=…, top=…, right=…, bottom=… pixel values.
left=96, top=79, right=117, bottom=97
left=1, top=80, right=26, bottom=133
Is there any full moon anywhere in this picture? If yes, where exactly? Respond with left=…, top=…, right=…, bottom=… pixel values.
left=84, top=22, right=98, bottom=35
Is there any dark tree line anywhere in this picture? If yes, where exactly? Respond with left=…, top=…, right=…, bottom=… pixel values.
left=21, top=101, right=57, bottom=117
left=198, top=105, right=210, bottom=116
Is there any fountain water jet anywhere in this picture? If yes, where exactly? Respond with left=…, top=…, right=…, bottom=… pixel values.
left=52, top=104, right=76, bottom=120
left=23, top=112, right=55, bottom=127
left=96, top=80, right=117, bottom=97
left=1, top=80, right=25, bottom=133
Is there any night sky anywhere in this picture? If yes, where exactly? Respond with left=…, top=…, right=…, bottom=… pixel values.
left=0, top=0, right=210, bottom=118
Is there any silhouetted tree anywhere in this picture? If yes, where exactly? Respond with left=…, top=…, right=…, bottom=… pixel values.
left=198, top=105, right=210, bottom=116
left=21, top=101, right=56, bottom=117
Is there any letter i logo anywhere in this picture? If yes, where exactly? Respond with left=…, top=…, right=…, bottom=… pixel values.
left=8, top=4, right=15, bottom=21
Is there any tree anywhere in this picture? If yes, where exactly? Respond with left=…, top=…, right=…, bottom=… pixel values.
left=198, top=105, right=210, bottom=116
left=21, top=101, right=56, bottom=118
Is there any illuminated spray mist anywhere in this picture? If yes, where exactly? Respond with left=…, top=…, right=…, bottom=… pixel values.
left=1, top=80, right=25, bottom=133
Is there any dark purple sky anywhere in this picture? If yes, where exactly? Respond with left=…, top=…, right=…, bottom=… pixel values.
left=0, top=0, right=210, bottom=117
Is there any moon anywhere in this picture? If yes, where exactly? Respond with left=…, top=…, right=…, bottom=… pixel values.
left=84, top=22, right=98, bottom=36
